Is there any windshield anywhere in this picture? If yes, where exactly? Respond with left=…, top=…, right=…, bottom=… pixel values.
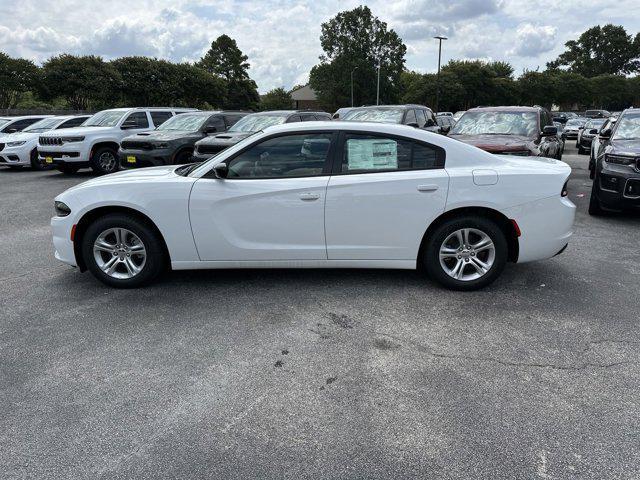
left=0, top=119, right=10, bottom=127
left=158, top=114, right=208, bottom=132
left=585, top=119, right=606, bottom=130
left=566, top=119, right=586, bottom=127
left=450, top=111, right=538, bottom=136
left=342, top=108, right=405, bottom=123
left=84, top=110, right=125, bottom=127
left=612, top=113, right=640, bottom=140
left=229, top=114, right=288, bottom=133
left=23, top=117, right=62, bottom=133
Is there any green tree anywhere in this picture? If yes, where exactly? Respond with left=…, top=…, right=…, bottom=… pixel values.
left=39, top=54, right=120, bottom=110
left=0, top=52, right=39, bottom=109
left=401, top=70, right=464, bottom=112
left=587, top=75, right=632, bottom=110
left=547, top=24, right=640, bottom=76
left=198, top=34, right=260, bottom=109
left=309, top=6, right=407, bottom=111
left=517, top=70, right=557, bottom=108
left=260, top=87, right=293, bottom=110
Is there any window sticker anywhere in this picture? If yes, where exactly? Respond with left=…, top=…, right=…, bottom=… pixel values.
left=347, top=139, right=398, bottom=170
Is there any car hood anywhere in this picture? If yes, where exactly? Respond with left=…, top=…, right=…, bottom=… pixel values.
left=609, top=139, right=640, bottom=156
left=40, top=126, right=112, bottom=137
left=198, top=131, right=253, bottom=145
left=63, top=165, right=182, bottom=194
left=0, top=131, right=38, bottom=142
left=126, top=130, right=199, bottom=141
left=449, top=134, right=534, bottom=152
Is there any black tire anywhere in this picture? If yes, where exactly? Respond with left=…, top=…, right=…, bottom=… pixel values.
left=81, top=213, right=166, bottom=288
left=422, top=216, right=508, bottom=291
left=58, top=164, right=80, bottom=174
left=577, top=145, right=585, bottom=155
left=588, top=178, right=604, bottom=216
left=90, top=146, right=119, bottom=175
left=173, top=149, right=193, bottom=165
left=30, top=149, right=52, bottom=171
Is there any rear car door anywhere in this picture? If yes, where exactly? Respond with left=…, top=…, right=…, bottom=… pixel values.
left=325, top=131, right=449, bottom=260
left=189, top=131, right=336, bottom=261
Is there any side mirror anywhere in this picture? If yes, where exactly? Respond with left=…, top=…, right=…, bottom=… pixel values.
left=203, top=126, right=218, bottom=134
left=578, top=126, right=584, bottom=130
left=600, top=128, right=612, bottom=139
left=213, top=163, right=228, bottom=179
left=542, top=126, right=557, bottom=136
left=589, top=129, right=598, bottom=135
left=406, top=122, right=419, bottom=128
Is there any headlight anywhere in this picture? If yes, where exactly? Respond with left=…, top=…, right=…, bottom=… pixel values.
left=54, top=201, right=71, bottom=217
left=61, top=136, right=85, bottom=143
left=6, top=140, right=26, bottom=147
left=154, top=142, right=170, bottom=149
left=605, top=154, right=635, bottom=166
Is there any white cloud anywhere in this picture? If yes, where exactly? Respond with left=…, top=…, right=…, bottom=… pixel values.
left=508, top=24, right=557, bottom=57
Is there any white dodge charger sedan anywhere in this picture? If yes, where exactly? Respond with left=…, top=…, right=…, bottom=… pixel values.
left=51, top=122, right=575, bottom=290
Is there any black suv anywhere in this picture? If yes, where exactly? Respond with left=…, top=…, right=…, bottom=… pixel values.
left=589, top=108, right=640, bottom=215
left=119, top=111, right=247, bottom=168
left=340, top=105, right=441, bottom=133
left=192, top=110, right=331, bottom=162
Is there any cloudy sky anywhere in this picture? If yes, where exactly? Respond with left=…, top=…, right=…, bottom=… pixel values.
left=1, top=0, right=639, bottom=92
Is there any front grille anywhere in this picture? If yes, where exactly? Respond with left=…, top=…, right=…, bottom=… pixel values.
left=197, top=144, right=226, bottom=155
left=39, top=136, right=63, bottom=146
left=121, top=141, right=153, bottom=150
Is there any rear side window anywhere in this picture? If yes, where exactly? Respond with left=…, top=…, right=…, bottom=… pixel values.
left=150, top=111, right=173, bottom=127
left=2, top=118, right=42, bottom=132
left=124, top=112, right=150, bottom=128
left=286, top=115, right=302, bottom=123
left=340, top=133, right=444, bottom=173
left=58, top=117, right=87, bottom=128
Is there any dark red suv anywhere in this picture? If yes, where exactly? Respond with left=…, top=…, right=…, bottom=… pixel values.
left=448, top=106, right=562, bottom=159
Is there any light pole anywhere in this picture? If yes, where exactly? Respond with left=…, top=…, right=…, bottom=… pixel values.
left=376, top=61, right=381, bottom=105
left=433, top=35, right=447, bottom=114
left=351, top=66, right=358, bottom=107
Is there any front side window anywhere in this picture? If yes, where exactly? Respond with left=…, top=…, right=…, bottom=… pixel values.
left=227, top=133, right=332, bottom=178
left=84, top=110, right=126, bottom=127
left=404, top=109, right=417, bottom=125
left=450, top=111, right=538, bottom=137
left=124, top=112, right=149, bottom=128
left=301, top=114, right=317, bottom=121
left=205, top=115, right=226, bottom=132
left=416, top=110, right=427, bottom=128
left=340, top=133, right=443, bottom=173
left=59, top=117, right=89, bottom=128
left=612, top=112, right=640, bottom=140
left=585, top=119, right=606, bottom=131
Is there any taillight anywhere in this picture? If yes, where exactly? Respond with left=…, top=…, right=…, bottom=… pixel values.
left=561, top=181, right=568, bottom=197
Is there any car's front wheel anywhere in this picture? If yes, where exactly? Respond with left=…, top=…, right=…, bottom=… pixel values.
left=588, top=178, right=604, bottom=216
left=81, top=213, right=166, bottom=288
left=423, top=216, right=508, bottom=291
left=90, top=147, right=119, bottom=175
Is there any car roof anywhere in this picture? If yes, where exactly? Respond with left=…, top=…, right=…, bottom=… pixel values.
left=0, top=115, right=54, bottom=120
left=350, top=104, right=431, bottom=110
left=467, top=106, right=540, bottom=113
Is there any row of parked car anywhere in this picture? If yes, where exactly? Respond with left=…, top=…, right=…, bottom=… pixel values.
left=3, top=105, right=639, bottom=217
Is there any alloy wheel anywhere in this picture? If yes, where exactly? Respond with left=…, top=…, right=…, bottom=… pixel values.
left=99, top=152, right=117, bottom=172
left=439, top=228, right=496, bottom=281
left=93, top=228, right=146, bottom=279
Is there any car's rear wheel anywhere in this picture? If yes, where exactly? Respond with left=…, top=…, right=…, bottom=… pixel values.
left=423, top=216, right=508, bottom=291
left=81, top=213, right=166, bottom=288
left=90, top=147, right=119, bottom=175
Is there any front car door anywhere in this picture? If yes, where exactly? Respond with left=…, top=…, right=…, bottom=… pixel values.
left=189, top=131, right=337, bottom=261
left=325, top=131, right=449, bottom=260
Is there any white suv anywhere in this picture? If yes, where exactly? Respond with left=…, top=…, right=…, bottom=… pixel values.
left=38, top=107, right=195, bottom=174
left=0, top=115, right=89, bottom=170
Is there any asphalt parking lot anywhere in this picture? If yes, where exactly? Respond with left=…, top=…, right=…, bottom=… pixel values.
left=1, top=146, right=639, bottom=479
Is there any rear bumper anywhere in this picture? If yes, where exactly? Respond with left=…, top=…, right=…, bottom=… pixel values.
left=504, top=195, right=576, bottom=263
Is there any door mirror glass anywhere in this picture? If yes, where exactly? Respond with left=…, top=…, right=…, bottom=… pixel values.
left=589, top=128, right=598, bottom=135
left=213, top=163, right=228, bottom=178
left=600, top=128, right=612, bottom=138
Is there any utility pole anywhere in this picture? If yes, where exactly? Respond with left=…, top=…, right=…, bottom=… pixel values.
left=376, top=62, right=381, bottom=106
left=434, top=36, right=447, bottom=114
left=351, top=66, right=358, bottom=107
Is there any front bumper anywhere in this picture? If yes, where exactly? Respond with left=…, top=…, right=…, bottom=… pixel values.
left=38, top=142, right=90, bottom=165
left=119, top=148, right=174, bottom=169
left=503, top=195, right=576, bottom=263
left=563, top=131, right=579, bottom=139
left=580, top=136, right=594, bottom=148
left=0, top=145, right=31, bottom=166
left=596, top=162, right=640, bottom=210
left=51, top=214, right=77, bottom=267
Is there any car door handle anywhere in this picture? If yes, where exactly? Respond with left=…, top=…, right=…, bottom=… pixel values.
left=299, top=192, right=320, bottom=201
left=417, top=184, right=439, bottom=192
